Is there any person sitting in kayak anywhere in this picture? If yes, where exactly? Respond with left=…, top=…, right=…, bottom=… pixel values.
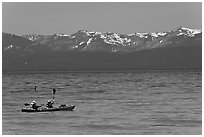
left=46, top=99, right=54, bottom=108
left=30, top=101, right=40, bottom=110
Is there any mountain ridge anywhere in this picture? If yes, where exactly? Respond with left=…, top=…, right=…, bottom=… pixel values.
left=2, top=26, right=202, bottom=71
left=3, top=26, right=202, bottom=53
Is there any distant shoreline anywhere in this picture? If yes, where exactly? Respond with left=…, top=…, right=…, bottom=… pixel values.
left=2, top=69, right=202, bottom=74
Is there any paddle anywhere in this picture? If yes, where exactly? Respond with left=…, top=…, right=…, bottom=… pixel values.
left=24, top=103, right=30, bottom=106
left=52, top=88, right=56, bottom=100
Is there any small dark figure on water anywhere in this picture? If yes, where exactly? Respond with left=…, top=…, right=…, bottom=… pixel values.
left=46, top=99, right=54, bottom=108
left=30, top=101, right=41, bottom=110
left=34, top=86, right=37, bottom=91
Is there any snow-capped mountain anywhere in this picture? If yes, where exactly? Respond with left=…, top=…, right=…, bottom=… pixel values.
left=3, top=27, right=201, bottom=53
left=2, top=27, right=202, bottom=71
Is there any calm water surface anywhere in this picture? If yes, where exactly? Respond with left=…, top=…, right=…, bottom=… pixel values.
left=2, top=71, right=202, bottom=134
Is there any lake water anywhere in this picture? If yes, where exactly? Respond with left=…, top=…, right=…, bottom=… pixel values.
left=2, top=70, right=202, bottom=135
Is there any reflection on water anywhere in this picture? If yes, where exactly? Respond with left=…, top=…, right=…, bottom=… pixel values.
left=2, top=71, right=202, bottom=134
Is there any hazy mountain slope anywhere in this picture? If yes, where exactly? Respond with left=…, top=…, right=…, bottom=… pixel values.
left=3, top=42, right=201, bottom=71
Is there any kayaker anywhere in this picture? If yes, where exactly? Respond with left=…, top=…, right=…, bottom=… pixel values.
left=46, top=99, right=54, bottom=108
left=30, top=101, right=40, bottom=110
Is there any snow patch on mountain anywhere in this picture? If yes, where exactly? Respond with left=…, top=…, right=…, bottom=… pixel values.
left=79, top=30, right=102, bottom=37
left=177, top=28, right=201, bottom=37
left=136, top=32, right=148, bottom=38
left=112, top=48, right=117, bottom=52
left=28, top=37, right=36, bottom=41
left=87, top=38, right=93, bottom=45
left=73, top=45, right=79, bottom=49
left=98, top=33, right=132, bottom=46
left=176, top=33, right=186, bottom=36
left=181, top=27, right=201, bottom=34
left=128, top=33, right=135, bottom=36
left=157, top=32, right=167, bottom=36
left=56, top=33, right=70, bottom=37
left=4, top=44, right=14, bottom=51
left=79, top=41, right=85, bottom=45
left=150, top=33, right=159, bottom=37
left=175, top=27, right=202, bottom=37
left=129, top=32, right=167, bottom=38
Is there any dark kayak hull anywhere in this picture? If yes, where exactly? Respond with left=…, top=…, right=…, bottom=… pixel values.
left=22, top=105, right=75, bottom=112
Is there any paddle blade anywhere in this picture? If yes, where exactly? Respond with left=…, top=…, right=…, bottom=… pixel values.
left=24, top=103, right=30, bottom=106
left=53, top=89, right=56, bottom=94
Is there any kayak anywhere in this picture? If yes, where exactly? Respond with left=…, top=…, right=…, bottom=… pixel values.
left=22, top=105, right=75, bottom=112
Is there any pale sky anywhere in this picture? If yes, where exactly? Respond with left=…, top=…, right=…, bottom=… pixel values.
left=2, top=2, right=202, bottom=35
